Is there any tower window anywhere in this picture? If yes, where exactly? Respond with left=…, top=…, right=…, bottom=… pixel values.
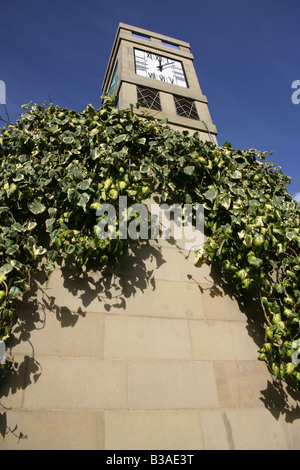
left=173, top=95, right=199, bottom=120
left=137, top=86, right=162, bottom=111
left=161, top=40, right=179, bottom=49
left=132, top=32, right=150, bottom=41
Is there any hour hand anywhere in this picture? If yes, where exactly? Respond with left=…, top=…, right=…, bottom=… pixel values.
left=157, top=58, right=163, bottom=71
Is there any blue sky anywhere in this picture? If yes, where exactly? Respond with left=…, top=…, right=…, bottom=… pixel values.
left=1, top=0, right=299, bottom=200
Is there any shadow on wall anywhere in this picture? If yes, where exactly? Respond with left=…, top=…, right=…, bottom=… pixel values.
left=0, top=243, right=165, bottom=400
left=208, top=262, right=300, bottom=424
left=0, top=241, right=166, bottom=443
left=0, top=240, right=300, bottom=443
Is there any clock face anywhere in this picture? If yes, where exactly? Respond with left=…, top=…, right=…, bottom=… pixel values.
left=134, top=49, right=187, bottom=88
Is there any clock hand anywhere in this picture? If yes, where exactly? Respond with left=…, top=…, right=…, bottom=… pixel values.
left=156, top=61, right=175, bottom=71
left=160, top=62, right=175, bottom=69
left=157, top=57, right=163, bottom=71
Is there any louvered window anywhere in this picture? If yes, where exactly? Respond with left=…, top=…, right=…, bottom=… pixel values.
left=137, top=86, right=162, bottom=111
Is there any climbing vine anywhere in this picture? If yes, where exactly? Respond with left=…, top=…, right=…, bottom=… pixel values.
left=0, top=97, right=299, bottom=384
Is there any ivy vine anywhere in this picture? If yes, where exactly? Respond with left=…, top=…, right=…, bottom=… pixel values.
left=0, top=97, right=299, bottom=384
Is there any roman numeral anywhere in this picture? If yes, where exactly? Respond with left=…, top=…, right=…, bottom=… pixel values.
left=159, top=75, right=174, bottom=84
left=147, top=72, right=175, bottom=85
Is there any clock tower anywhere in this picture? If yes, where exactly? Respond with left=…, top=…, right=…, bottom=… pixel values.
left=102, top=23, right=218, bottom=143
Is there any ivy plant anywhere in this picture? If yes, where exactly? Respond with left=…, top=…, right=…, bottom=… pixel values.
left=0, top=97, right=299, bottom=385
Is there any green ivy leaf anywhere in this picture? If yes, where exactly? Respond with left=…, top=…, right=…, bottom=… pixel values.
left=28, top=200, right=46, bottom=215
left=62, top=135, right=75, bottom=144
left=285, top=363, right=295, bottom=376
left=232, top=170, right=242, bottom=179
left=48, top=208, right=57, bottom=217
left=205, top=189, right=218, bottom=201
left=11, top=222, right=24, bottom=232
left=140, top=163, right=150, bottom=173
left=27, top=221, right=37, bottom=231
left=236, top=269, right=248, bottom=281
left=77, top=193, right=90, bottom=208
left=220, top=195, right=231, bottom=210
left=67, top=188, right=78, bottom=203
left=33, top=246, right=47, bottom=256
left=6, top=245, right=20, bottom=257
left=65, top=244, right=75, bottom=254
left=10, top=259, right=23, bottom=271
left=114, top=134, right=127, bottom=144
left=90, top=128, right=99, bottom=137
left=0, top=263, right=13, bottom=275
left=21, top=101, right=32, bottom=109
left=45, top=218, right=56, bottom=232
left=183, top=166, right=195, bottom=176
left=13, top=173, right=24, bottom=182
left=9, top=286, right=21, bottom=299
left=6, top=183, right=17, bottom=198
left=247, top=255, right=263, bottom=268
left=78, top=180, right=90, bottom=191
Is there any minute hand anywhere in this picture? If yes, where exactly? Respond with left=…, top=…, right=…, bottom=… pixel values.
left=157, top=62, right=175, bottom=70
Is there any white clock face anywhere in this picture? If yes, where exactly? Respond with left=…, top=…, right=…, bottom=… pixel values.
left=134, top=49, right=187, bottom=88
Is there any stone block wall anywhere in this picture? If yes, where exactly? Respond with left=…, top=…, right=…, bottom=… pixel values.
left=1, top=236, right=300, bottom=449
